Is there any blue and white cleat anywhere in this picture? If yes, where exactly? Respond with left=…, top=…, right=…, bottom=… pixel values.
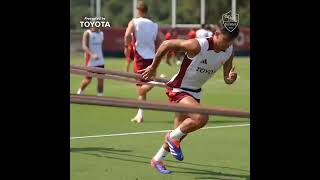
left=166, top=132, right=184, bottom=161
left=150, top=159, right=172, bottom=174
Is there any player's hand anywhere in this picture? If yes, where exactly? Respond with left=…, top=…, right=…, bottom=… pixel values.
left=92, top=54, right=99, bottom=60
left=225, top=66, right=237, bottom=84
left=138, top=65, right=156, bottom=81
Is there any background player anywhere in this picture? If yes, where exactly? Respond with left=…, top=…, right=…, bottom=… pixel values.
left=77, top=26, right=105, bottom=96
left=124, top=0, right=162, bottom=123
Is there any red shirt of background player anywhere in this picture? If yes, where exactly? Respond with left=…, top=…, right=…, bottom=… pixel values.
left=165, top=30, right=177, bottom=58
left=165, top=32, right=171, bottom=40
left=187, top=29, right=196, bottom=39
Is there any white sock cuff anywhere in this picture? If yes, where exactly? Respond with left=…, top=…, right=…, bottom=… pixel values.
left=153, top=146, right=169, bottom=161
left=137, top=109, right=144, bottom=117
left=170, top=127, right=186, bottom=140
left=77, top=88, right=82, bottom=94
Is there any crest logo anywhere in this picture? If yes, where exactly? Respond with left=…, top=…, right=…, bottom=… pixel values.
left=222, top=10, right=239, bottom=32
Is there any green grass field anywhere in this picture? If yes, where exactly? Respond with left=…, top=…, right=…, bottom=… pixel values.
left=70, top=53, right=250, bottom=180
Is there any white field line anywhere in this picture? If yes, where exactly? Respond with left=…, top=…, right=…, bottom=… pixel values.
left=70, top=123, right=250, bottom=140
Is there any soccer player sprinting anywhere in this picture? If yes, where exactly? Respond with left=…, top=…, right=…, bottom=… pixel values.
left=140, top=21, right=240, bottom=174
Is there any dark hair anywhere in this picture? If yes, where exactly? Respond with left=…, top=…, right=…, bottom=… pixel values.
left=204, top=24, right=211, bottom=30
left=201, top=24, right=205, bottom=28
left=217, top=19, right=239, bottom=40
left=137, top=0, right=148, bottom=13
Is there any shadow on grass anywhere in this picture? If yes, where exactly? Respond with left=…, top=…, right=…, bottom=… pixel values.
left=70, top=147, right=249, bottom=179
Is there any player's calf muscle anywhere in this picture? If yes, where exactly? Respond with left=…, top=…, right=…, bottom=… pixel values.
left=190, top=113, right=209, bottom=128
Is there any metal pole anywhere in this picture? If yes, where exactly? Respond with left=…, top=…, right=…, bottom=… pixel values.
left=172, top=0, right=176, bottom=28
left=201, top=0, right=205, bottom=24
left=90, top=0, right=94, bottom=17
left=133, top=0, right=137, bottom=17
left=232, top=0, right=236, bottom=21
left=96, top=0, right=100, bottom=17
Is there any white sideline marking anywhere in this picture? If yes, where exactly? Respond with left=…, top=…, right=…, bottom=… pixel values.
left=70, top=124, right=250, bottom=140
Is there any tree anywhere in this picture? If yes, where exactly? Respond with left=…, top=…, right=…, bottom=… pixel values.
left=70, top=0, right=250, bottom=29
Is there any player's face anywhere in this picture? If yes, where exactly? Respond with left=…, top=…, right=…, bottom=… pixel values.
left=90, top=27, right=99, bottom=32
left=215, top=32, right=234, bottom=52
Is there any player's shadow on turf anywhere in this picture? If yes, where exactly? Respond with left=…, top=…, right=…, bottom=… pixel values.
left=70, top=147, right=132, bottom=153
left=71, top=147, right=248, bottom=173
left=165, top=166, right=249, bottom=180
left=70, top=146, right=249, bottom=179
left=194, top=176, right=250, bottom=180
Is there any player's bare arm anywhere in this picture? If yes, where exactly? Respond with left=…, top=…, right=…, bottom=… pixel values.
left=100, top=39, right=104, bottom=61
left=124, top=20, right=134, bottom=56
left=82, top=31, right=98, bottom=60
left=140, top=39, right=201, bottom=80
left=223, top=53, right=237, bottom=84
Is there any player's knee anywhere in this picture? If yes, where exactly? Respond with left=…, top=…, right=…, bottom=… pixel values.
left=138, top=87, right=148, bottom=96
left=138, top=89, right=146, bottom=96
left=84, top=77, right=92, bottom=83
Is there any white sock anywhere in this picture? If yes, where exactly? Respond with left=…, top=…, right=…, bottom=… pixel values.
left=136, top=108, right=143, bottom=118
left=77, top=88, right=82, bottom=95
left=170, top=127, right=186, bottom=141
left=153, top=146, right=169, bottom=161
left=97, top=92, right=103, bottom=96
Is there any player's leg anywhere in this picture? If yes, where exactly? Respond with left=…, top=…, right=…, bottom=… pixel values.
left=171, top=51, right=177, bottom=65
left=165, top=51, right=172, bottom=66
left=95, top=65, right=105, bottom=96
left=166, top=96, right=208, bottom=161
left=162, top=112, right=188, bottom=151
left=131, top=57, right=155, bottom=123
left=175, top=96, right=208, bottom=132
left=97, top=78, right=104, bottom=96
left=125, top=60, right=131, bottom=72
left=175, top=52, right=183, bottom=65
left=155, top=113, right=187, bottom=158
left=77, top=76, right=92, bottom=94
left=131, top=84, right=154, bottom=123
left=151, top=112, right=188, bottom=174
left=138, top=84, right=154, bottom=97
